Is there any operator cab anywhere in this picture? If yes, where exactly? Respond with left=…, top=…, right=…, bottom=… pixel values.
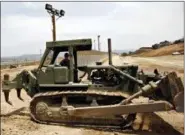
left=37, top=39, right=92, bottom=86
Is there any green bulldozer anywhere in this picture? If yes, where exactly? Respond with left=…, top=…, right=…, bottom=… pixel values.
left=2, top=38, right=184, bottom=129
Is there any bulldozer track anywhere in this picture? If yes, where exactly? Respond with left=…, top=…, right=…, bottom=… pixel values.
left=30, top=90, right=136, bottom=129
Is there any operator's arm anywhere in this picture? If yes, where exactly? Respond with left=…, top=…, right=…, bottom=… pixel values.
left=60, top=59, right=70, bottom=69
left=60, top=59, right=65, bottom=66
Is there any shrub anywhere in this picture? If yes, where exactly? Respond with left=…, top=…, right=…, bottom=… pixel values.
left=121, top=52, right=128, bottom=56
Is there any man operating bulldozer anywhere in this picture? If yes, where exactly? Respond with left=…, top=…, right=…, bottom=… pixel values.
left=60, top=52, right=81, bottom=82
left=60, top=52, right=70, bottom=68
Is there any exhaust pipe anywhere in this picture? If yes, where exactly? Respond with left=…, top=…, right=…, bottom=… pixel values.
left=108, top=38, right=112, bottom=65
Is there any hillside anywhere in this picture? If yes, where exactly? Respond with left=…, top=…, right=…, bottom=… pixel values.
left=132, top=43, right=184, bottom=57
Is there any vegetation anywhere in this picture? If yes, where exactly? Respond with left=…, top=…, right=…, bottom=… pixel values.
left=121, top=52, right=128, bottom=56
left=173, top=38, right=184, bottom=44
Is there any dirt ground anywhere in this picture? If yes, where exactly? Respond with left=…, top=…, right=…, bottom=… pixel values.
left=1, top=55, right=184, bottom=135
left=109, top=55, right=184, bottom=83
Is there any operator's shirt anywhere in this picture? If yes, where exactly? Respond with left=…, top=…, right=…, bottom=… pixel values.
left=60, top=59, right=70, bottom=68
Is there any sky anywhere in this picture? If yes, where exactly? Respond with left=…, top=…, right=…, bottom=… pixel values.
left=1, top=2, right=184, bottom=57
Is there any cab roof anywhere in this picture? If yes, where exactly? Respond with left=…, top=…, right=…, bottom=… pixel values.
left=46, top=38, right=92, bottom=51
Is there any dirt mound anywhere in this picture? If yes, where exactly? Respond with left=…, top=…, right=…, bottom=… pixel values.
left=78, top=50, right=108, bottom=55
left=133, top=43, right=184, bottom=57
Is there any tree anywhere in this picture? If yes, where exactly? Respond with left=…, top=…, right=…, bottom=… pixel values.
left=152, top=44, right=160, bottom=49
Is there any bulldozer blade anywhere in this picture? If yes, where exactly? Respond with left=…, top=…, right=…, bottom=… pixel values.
left=158, top=72, right=184, bottom=112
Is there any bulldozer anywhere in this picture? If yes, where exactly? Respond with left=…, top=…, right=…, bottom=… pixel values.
left=2, top=38, right=184, bottom=129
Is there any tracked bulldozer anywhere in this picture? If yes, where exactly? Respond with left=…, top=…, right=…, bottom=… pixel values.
left=2, top=38, right=184, bottom=129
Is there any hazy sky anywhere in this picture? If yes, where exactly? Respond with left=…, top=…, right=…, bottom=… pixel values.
left=1, top=2, right=184, bottom=57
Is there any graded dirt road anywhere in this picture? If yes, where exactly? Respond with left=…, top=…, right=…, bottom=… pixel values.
left=1, top=55, right=184, bottom=135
